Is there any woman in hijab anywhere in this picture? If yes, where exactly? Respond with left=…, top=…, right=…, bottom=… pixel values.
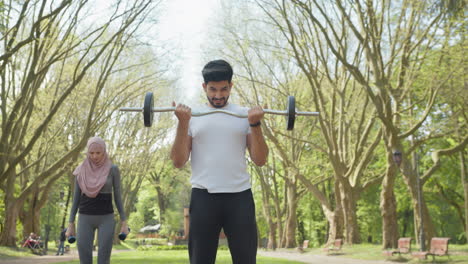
left=66, top=136, right=128, bottom=264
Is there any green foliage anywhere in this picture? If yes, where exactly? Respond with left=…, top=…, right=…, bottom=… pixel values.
left=357, top=184, right=383, bottom=244
left=127, top=213, right=145, bottom=237
left=296, top=209, right=307, bottom=245
left=425, top=154, right=466, bottom=243
left=299, top=191, right=328, bottom=247
left=128, top=186, right=159, bottom=230
left=255, top=214, right=269, bottom=242
left=395, top=174, right=416, bottom=239
left=157, top=210, right=182, bottom=238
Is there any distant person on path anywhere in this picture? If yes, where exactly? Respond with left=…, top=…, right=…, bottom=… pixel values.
left=56, top=228, right=67, bottom=255
left=66, top=136, right=129, bottom=264
left=171, top=59, right=269, bottom=264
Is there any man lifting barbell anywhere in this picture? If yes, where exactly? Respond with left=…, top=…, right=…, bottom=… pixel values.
left=171, top=60, right=267, bottom=264
left=119, top=60, right=319, bottom=264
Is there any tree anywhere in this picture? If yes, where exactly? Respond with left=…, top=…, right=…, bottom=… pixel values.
left=0, top=0, right=159, bottom=246
left=214, top=0, right=385, bottom=246
left=261, top=0, right=467, bottom=248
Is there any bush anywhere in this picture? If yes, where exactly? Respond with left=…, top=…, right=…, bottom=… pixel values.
left=127, top=238, right=167, bottom=246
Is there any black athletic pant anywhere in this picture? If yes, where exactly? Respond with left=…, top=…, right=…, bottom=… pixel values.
left=188, top=188, right=257, bottom=264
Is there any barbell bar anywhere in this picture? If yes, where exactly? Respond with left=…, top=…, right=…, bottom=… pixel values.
left=120, top=92, right=319, bottom=130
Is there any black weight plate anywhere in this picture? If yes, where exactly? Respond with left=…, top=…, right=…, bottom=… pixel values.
left=286, top=96, right=295, bottom=130
left=143, top=92, right=154, bottom=127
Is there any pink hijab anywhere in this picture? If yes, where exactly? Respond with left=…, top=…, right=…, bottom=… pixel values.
left=73, top=137, right=112, bottom=198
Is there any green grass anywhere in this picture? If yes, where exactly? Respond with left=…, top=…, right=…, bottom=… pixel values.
left=114, top=240, right=137, bottom=250
left=302, top=243, right=468, bottom=264
left=0, top=246, right=34, bottom=259
left=0, top=240, right=70, bottom=259
left=54, top=249, right=304, bottom=264
left=2, top=243, right=467, bottom=264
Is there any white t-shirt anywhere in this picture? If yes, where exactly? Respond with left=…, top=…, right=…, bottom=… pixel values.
left=188, top=103, right=251, bottom=193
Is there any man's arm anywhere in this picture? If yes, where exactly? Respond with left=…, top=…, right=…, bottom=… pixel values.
left=247, top=106, right=269, bottom=166
left=247, top=127, right=268, bottom=166
left=171, top=123, right=192, bottom=168
left=170, top=103, right=192, bottom=168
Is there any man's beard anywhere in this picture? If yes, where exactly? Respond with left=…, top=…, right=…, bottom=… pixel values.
left=207, top=96, right=229, bottom=108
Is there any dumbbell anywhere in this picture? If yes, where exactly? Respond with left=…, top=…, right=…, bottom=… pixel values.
left=68, top=236, right=76, bottom=243
left=118, top=228, right=131, bottom=241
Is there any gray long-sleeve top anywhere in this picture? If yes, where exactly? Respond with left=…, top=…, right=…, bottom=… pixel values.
left=68, top=165, right=127, bottom=223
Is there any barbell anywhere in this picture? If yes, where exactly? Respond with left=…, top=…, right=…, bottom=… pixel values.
left=120, top=92, right=319, bottom=130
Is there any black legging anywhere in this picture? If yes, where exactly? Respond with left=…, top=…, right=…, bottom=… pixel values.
left=188, top=188, right=257, bottom=264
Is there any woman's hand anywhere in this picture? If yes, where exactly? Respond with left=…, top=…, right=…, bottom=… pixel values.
left=66, top=222, right=75, bottom=237
left=120, top=221, right=129, bottom=234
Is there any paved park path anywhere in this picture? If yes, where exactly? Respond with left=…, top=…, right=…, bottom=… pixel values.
left=0, top=250, right=80, bottom=264
left=258, top=250, right=389, bottom=264
left=0, top=249, right=390, bottom=264
left=0, top=249, right=126, bottom=264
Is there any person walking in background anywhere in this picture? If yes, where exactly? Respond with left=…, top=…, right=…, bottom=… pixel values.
left=56, top=228, right=67, bottom=255
left=66, top=136, right=129, bottom=264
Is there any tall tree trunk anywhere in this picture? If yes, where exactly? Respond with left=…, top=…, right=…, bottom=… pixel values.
left=0, top=203, right=20, bottom=247
left=461, top=151, right=468, bottom=242
left=0, top=174, right=21, bottom=246
left=282, top=173, right=298, bottom=248
left=399, top=153, right=435, bottom=249
left=324, top=181, right=344, bottom=244
left=22, top=207, right=41, bottom=240
left=323, top=207, right=344, bottom=245
left=380, top=175, right=399, bottom=248
left=401, top=157, right=435, bottom=249
left=267, top=222, right=277, bottom=250
left=155, top=186, right=168, bottom=223
left=0, top=185, right=20, bottom=247
left=61, top=184, right=72, bottom=229
left=20, top=190, right=41, bottom=238
left=296, top=173, right=343, bottom=244
left=339, top=180, right=360, bottom=244
left=271, top=184, right=284, bottom=247
left=274, top=199, right=284, bottom=247
left=257, top=170, right=277, bottom=249
left=259, top=186, right=277, bottom=250
left=380, top=152, right=399, bottom=249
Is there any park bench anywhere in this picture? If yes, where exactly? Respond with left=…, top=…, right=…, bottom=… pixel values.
left=411, top=237, right=450, bottom=261
left=382, top=237, right=412, bottom=257
left=323, top=239, right=343, bottom=255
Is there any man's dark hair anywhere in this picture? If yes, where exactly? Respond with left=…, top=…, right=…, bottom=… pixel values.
left=202, top=60, right=233, bottom=83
